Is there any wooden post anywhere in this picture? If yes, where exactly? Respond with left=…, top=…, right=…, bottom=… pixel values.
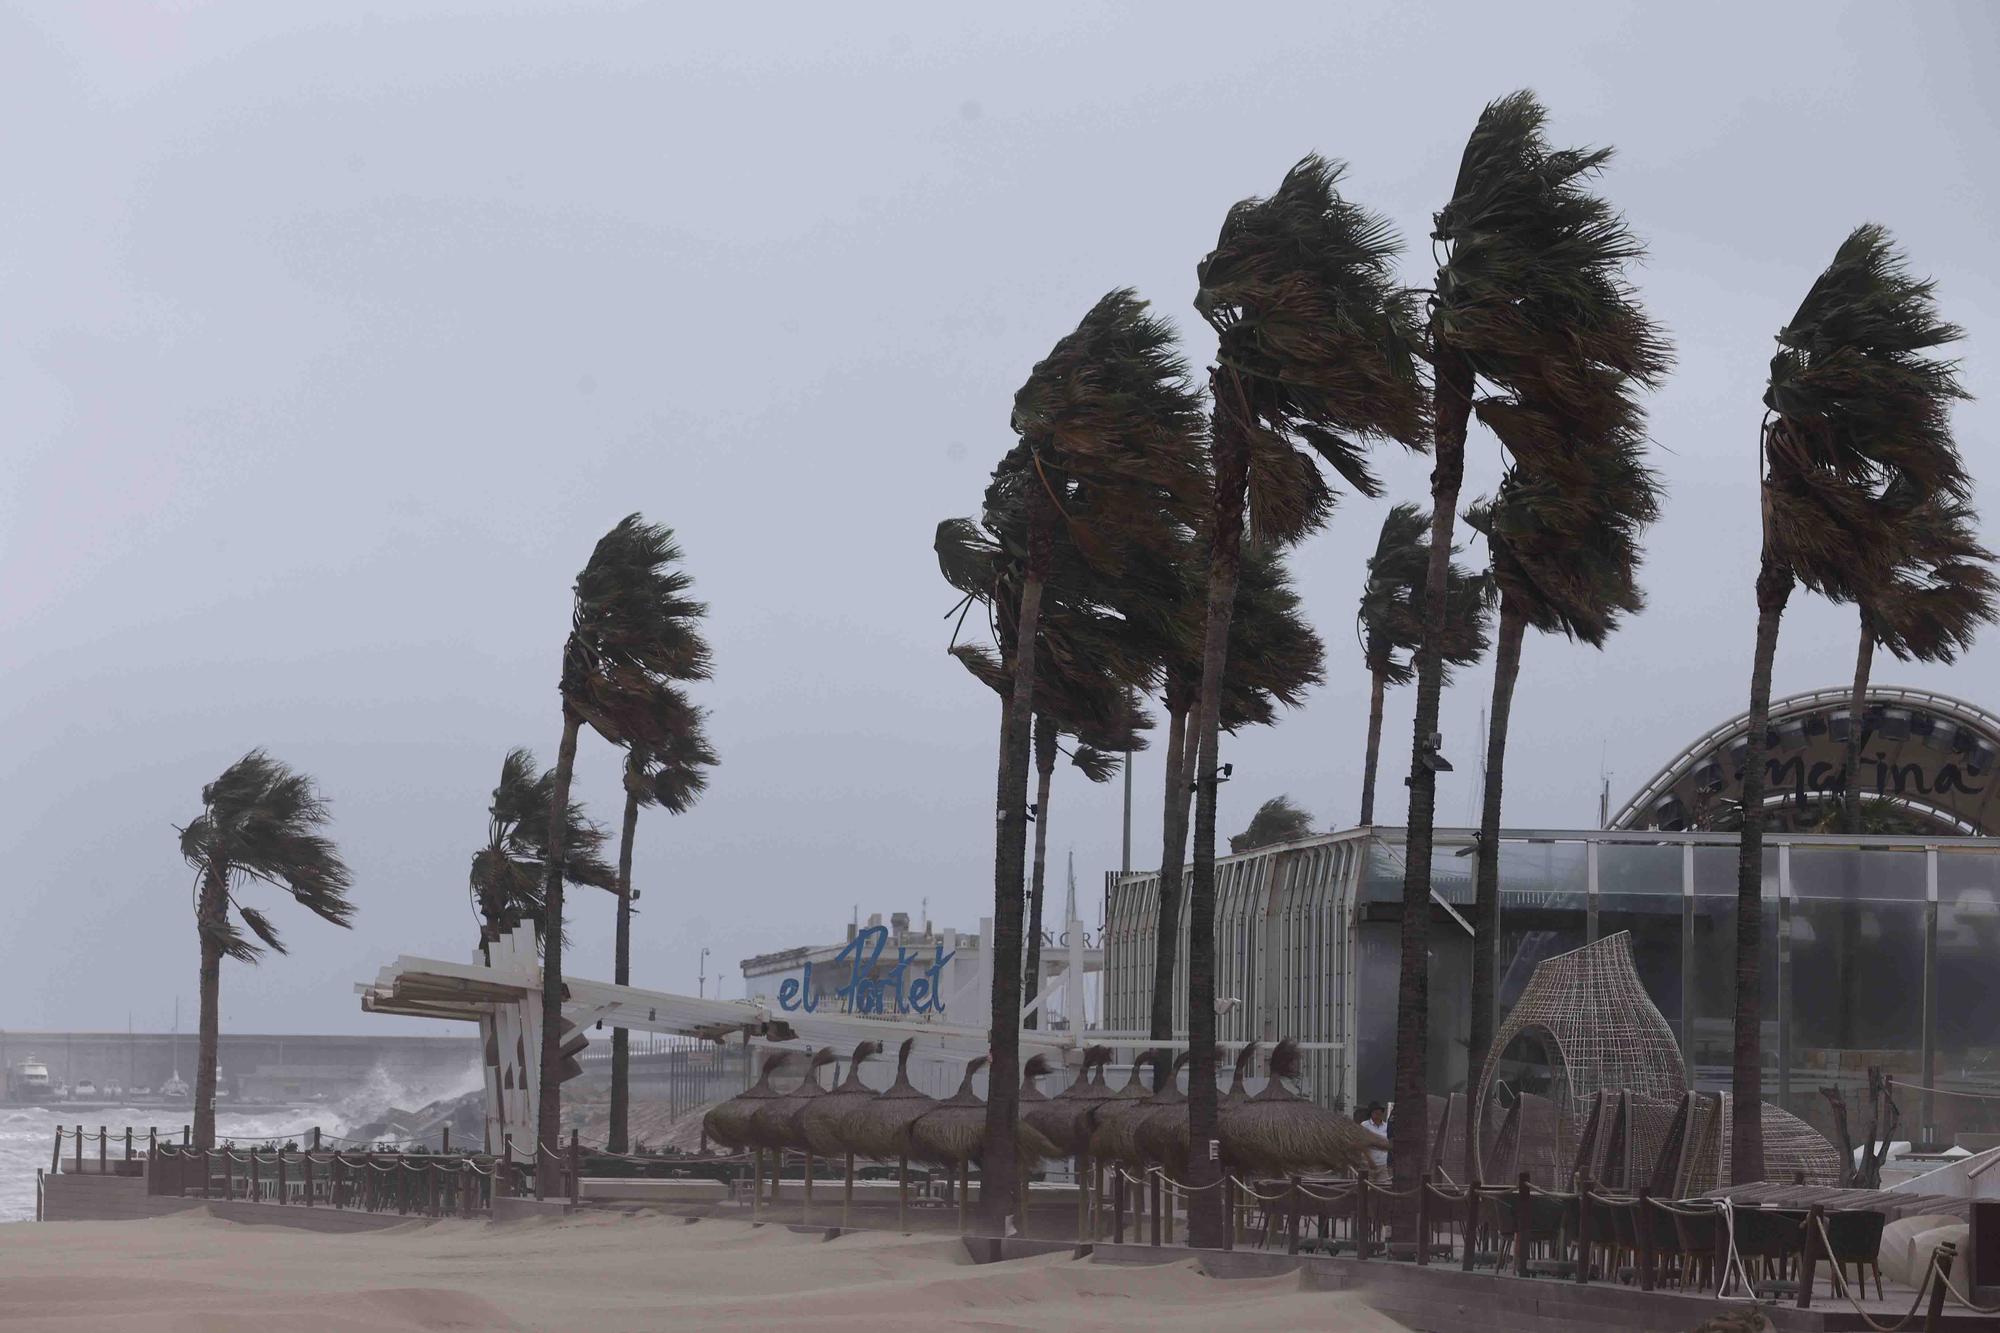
left=1797, top=1203, right=1821, bottom=1309
left=843, top=1152, right=855, bottom=1230
left=1462, top=1183, right=1481, bottom=1272
left=427, top=1159, right=438, bottom=1217
left=440, top=1127, right=448, bottom=1155
left=332, top=1153, right=344, bottom=1210
left=277, top=1148, right=287, bottom=1205
left=182, top=1125, right=190, bottom=1146
left=1514, top=1175, right=1531, bottom=1278
left=1927, top=1242, right=1955, bottom=1331
left=148, top=1127, right=157, bottom=1162
left=222, top=1146, right=233, bottom=1201
left=125, top=1127, right=133, bottom=1161
left=1637, top=1187, right=1656, bottom=1292
left=249, top=1149, right=259, bottom=1203
left=501, top=1136, right=514, bottom=1200
left=803, top=1149, right=814, bottom=1226
left=1221, top=1176, right=1234, bottom=1251
left=532, top=1139, right=545, bottom=1201
left=897, top=1151, right=908, bottom=1232
left=569, top=1130, right=581, bottom=1208
left=1575, top=1176, right=1592, bottom=1283
left=75, top=1124, right=83, bottom=1174
left=302, top=1148, right=314, bottom=1208
left=751, top=1148, right=762, bottom=1221
left=1417, top=1170, right=1432, bottom=1266
left=1149, top=1172, right=1161, bottom=1247
left=202, top=1147, right=212, bottom=1199
left=1288, top=1177, right=1302, bottom=1255
left=1356, top=1171, right=1372, bottom=1261
left=1075, top=1153, right=1089, bottom=1244
left=1113, top=1170, right=1125, bottom=1245
left=1018, top=1161, right=1030, bottom=1240
left=50, top=1129, right=61, bottom=1175
left=956, top=1163, right=968, bottom=1233
left=97, top=1126, right=106, bottom=1174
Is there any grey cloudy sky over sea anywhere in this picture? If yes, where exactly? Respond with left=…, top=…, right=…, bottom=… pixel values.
left=3, top=3, right=1996, bottom=1034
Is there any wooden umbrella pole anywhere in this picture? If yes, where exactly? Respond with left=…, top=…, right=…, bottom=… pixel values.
left=842, top=1152, right=854, bottom=1230
left=1164, top=1175, right=1175, bottom=1245
left=955, top=1163, right=967, bottom=1233
left=803, top=1150, right=814, bottom=1226
left=1017, top=1161, right=1030, bottom=1239
left=897, top=1152, right=909, bottom=1232
left=751, top=1149, right=762, bottom=1221
left=1076, top=1154, right=1089, bottom=1243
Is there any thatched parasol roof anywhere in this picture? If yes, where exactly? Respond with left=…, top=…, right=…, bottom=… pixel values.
left=1089, top=1050, right=1188, bottom=1167
left=1217, top=1038, right=1373, bottom=1177
left=701, top=1049, right=800, bottom=1150
left=1138, top=1042, right=1259, bottom=1178
left=907, top=1056, right=1062, bottom=1167
left=1022, top=1046, right=1112, bottom=1157
left=797, top=1040, right=885, bottom=1158
left=746, top=1047, right=837, bottom=1152
left=839, top=1037, right=936, bottom=1162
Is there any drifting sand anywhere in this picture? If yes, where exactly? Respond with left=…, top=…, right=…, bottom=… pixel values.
left=0, top=1211, right=1408, bottom=1331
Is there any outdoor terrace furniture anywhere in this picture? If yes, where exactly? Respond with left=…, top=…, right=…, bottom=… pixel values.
left=1670, top=1203, right=1720, bottom=1291
left=1728, top=1203, right=1807, bottom=1294
left=1811, top=1209, right=1887, bottom=1301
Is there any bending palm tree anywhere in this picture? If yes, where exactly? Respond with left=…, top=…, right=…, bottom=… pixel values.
left=1148, top=539, right=1323, bottom=1061
left=610, top=686, right=718, bottom=1153
left=1837, top=483, right=1995, bottom=831
left=1397, top=93, right=1667, bottom=1191
left=1355, top=503, right=1494, bottom=824
left=949, top=289, right=1203, bottom=1230
left=1463, top=415, right=1662, bottom=1157
left=1229, top=796, right=1314, bottom=853
left=179, top=751, right=353, bottom=1148
left=1189, top=156, right=1426, bottom=1244
left=538, top=515, right=712, bottom=1190
left=469, top=747, right=616, bottom=954
left=1734, top=225, right=1969, bottom=1180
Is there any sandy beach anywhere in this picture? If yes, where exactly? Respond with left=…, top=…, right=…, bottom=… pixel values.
left=0, top=1212, right=1409, bottom=1332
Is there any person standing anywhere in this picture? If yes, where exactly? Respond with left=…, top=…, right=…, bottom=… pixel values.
left=1361, top=1102, right=1391, bottom=1183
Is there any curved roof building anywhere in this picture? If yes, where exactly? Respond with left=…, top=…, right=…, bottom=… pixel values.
left=1611, top=685, right=2000, bottom=836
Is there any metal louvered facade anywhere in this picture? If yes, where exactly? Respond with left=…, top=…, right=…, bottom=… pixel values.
left=1102, top=831, right=1368, bottom=1109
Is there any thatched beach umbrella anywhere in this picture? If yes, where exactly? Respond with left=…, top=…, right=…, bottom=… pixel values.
left=908, top=1056, right=1060, bottom=1231
left=1217, top=1038, right=1373, bottom=1179
left=839, top=1037, right=936, bottom=1232
left=1139, top=1042, right=1257, bottom=1182
left=748, top=1046, right=836, bottom=1218
left=796, top=1040, right=883, bottom=1228
left=702, top=1049, right=800, bottom=1219
left=1022, top=1046, right=1112, bottom=1157
left=1083, top=1050, right=1165, bottom=1238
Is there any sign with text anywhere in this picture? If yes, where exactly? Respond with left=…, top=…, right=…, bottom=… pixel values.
left=776, top=925, right=955, bottom=1016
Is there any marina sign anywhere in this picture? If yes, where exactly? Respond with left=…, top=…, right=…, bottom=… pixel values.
left=776, top=925, right=954, bottom=1016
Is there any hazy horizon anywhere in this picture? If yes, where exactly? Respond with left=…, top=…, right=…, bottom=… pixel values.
left=4, top=2, right=1996, bottom=1035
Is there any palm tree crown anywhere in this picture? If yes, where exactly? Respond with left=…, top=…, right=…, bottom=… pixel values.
left=1358, top=502, right=1494, bottom=685
left=181, top=749, right=354, bottom=961
left=469, top=747, right=615, bottom=946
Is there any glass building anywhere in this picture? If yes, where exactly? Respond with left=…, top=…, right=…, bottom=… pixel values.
left=1102, top=687, right=2000, bottom=1150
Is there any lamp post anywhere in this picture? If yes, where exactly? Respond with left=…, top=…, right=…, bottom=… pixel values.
left=698, top=947, right=710, bottom=999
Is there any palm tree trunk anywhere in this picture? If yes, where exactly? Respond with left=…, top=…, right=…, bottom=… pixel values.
left=609, top=776, right=641, bottom=1155
left=192, top=864, right=228, bottom=1150
left=1360, top=668, right=1387, bottom=825
left=1394, top=343, right=1473, bottom=1198
left=1185, top=392, right=1252, bottom=1249
left=1466, top=601, right=1525, bottom=1182
left=983, top=483, right=1057, bottom=1233
left=1024, top=714, right=1058, bottom=1030
left=1732, top=551, right=1793, bottom=1184
left=1149, top=697, right=1197, bottom=1048
left=1842, top=618, right=1875, bottom=834
left=536, top=705, right=584, bottom=1196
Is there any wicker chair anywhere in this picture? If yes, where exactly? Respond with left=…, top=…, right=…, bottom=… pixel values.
left=1813, top=1210, right=1887, bottom=1302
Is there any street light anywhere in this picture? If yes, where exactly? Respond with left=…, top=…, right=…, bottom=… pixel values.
left=698, top=947, right=710, bottom=999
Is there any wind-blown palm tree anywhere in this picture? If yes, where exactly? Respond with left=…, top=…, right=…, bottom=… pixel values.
left=538, top=515, right=712, bottom=1190
left=1837, top=482, right=1995, bottom=831
left=1229, top=796, right=1315, bottom=853
left=469, top=747, right=617, bottom=954
left=1396, top=92, right=1668, bottom=1192
left=954, top=288, right=1205, bottom=1230
left=1732, top=225, right=1969, bottom=1181
left=1462, top=407, right=1662, bottom=1156
left=1356, top=503, right=1494, bottom=824
left=1148, top=539, right=1324, bottom=1062
left=179, top=751, right=353, bottom=1148
left=609, top=685, right=717, bottom=1153
left=1189, top=156, right=1427, bottom=1243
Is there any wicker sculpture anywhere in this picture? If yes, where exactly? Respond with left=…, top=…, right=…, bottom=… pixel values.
left=1472, top=932, right=1688, bottom=1182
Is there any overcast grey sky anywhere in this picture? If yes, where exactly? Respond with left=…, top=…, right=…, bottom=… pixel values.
left=3, top=2, right=1996, bottom=1035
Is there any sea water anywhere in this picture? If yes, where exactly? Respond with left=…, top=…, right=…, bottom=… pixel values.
left=0, top=1066, right=481, bottom=1223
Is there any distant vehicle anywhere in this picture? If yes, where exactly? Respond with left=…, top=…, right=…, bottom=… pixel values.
left=161, top=1072, right=189, bottom=1100
left=54, top=1083, right=70, bottom=1100
left=130, top=1086, right=153, bottom=1098
left=74, top=1080, right=99, bottom=1098
left=6, top=1055, right=54, bottom=1102
left=104, top=1083, right=123, bottom=1098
